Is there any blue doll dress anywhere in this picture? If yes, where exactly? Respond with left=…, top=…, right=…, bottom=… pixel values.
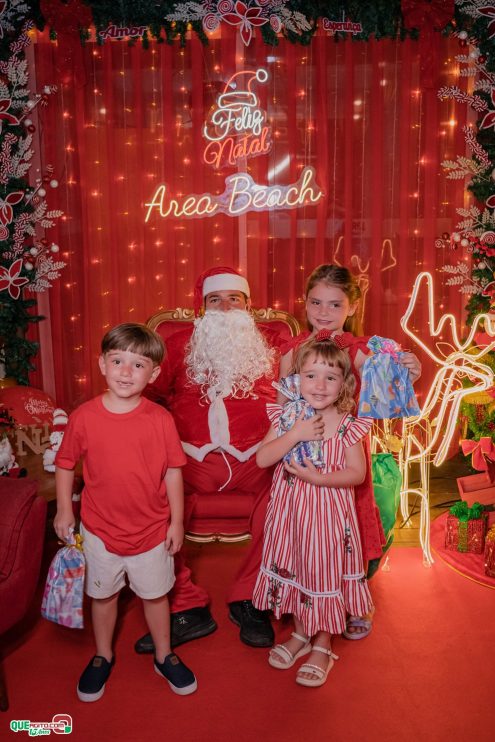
left=358, top=336, right=420, bottom=419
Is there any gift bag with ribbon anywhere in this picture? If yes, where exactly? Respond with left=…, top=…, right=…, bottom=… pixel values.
left=272, top=375, right=324, bottom=467
left=41, top=529, right=85, bottom=628
left=366, top=452, right=402, bottom=578
left=444, top=501, right=488, bottom=554
left=358, top=336, right=420, bottom=419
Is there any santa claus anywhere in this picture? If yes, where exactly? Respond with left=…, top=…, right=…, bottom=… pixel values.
left=135, top=266, right=285, bottom=654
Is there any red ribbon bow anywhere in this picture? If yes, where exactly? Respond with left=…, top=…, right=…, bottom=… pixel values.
left=315, top=329, right=333, bottom=342
left=460, top=437, right=495, bottom=472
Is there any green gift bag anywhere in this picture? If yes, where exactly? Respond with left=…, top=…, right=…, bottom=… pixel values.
left=367, top=452, right=402, bottom=579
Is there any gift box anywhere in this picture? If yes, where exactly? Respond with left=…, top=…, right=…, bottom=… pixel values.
left=458, top=437, right=495, bottom=506
left=358, top=336, right=420, bottom=419
left=456, top=472, right=495, bottom=507
left=444, top=501, right=487, bottom=554
left=484, top=525, right=495, bottom=578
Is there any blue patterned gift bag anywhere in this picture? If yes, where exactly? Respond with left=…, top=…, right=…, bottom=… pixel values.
left=272, top=375, right=324, bottom=466
left=358, top=336, right=420, bottom=419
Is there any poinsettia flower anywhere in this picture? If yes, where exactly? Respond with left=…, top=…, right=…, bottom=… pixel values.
left=221, top=1, right=269, bottom=46
left=0, top=98, right=20, bottom=129
left=0, top=259, right=29, bottom=299
left=478, top=6, right=495, bottom=39
left=0, top=191, right=24, bottom=226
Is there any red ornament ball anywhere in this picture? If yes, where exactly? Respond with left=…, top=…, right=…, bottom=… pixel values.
left=479, top=55, right=487, bottom=64
left=0, top=386, right=56, bottom=426
left=27, top=124, right=36, bottom=133
left=442, top=232, right=450, bottom=240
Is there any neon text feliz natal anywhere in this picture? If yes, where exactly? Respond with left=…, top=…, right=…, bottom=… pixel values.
left=144, top=167, right=323, bottom=220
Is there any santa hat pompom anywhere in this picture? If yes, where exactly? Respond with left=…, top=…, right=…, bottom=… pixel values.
left=193, top=266, right=250, bottom=315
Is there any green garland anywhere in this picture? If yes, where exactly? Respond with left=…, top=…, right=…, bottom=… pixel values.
left=461, top=401, right=495, bottom=440
left=26, top=0, right=465, bottom=47
left=0, top=2, right=44, bottom=384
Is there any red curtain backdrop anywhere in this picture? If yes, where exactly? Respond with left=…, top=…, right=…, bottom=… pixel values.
left=30, top=28, right=468, bottom=410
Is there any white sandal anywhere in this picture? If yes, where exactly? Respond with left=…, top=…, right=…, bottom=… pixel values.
left=296, top=645, right=339, bottom=687
left=268, top=632, right=311, bottom=670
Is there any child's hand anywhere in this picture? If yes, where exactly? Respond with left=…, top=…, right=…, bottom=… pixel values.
left=291, top=412, right=324, bottom=443
left=399, top=351, right=421, bottom=382
left=53, top=511, right=75, bottom=541
left=165, top=522, right=184, bottom=555
left=284, top=457, right=323, bottom=486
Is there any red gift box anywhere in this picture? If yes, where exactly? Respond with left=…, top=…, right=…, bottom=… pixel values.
left=444, top=514, right=487, bottom=553
left=484, top=525, right=495, bottom=578
left=456, top=473, right=495, bottom=507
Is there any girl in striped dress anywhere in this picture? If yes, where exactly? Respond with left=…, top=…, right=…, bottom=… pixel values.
left=253, top=332, right=373, bottom=688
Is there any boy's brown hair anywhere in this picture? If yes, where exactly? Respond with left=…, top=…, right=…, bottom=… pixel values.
left=292, top=335, right=356, bottom=413
left=101, top=323, right=165, bottom=365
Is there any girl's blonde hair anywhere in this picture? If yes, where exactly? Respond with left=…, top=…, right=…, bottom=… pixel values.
left=305, top=264, right=363, bottom=335
left=292, top=335, right=356, bottom=413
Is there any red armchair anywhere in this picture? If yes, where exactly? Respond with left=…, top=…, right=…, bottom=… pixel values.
left=0, top=478, right=47, bottom=711
left=147, top=307, right=300, bottom=543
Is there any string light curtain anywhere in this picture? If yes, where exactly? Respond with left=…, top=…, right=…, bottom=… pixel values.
left=31, top=28, right=467, bottom=410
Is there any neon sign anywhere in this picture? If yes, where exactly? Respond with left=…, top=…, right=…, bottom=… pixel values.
left=145, top=167, right=323, bottom=221
left=99, top=24, right=147, bottom=40
left=203, top=69, right=272, bottom=170
left=322, top=17, right=363, bottom=35
left=145, top=67, right=324, bottom=221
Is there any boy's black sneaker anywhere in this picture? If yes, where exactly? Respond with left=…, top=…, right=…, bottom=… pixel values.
left=229, top=600, right=274, bottom=647
left=154, top=653, right=197, bottom=695
left=134, top=607, right=217, bottom=653
left=77, top=655, right=115, bottom=702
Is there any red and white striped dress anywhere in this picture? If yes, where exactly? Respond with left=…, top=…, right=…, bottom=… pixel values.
left=253, top=406, right=374, bottom=637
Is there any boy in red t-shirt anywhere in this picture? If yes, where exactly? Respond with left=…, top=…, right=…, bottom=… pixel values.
left=54, top=323, right=197, bottom=701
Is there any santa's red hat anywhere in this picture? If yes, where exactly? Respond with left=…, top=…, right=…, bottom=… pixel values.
left=193, top=266, right=250, bottom=315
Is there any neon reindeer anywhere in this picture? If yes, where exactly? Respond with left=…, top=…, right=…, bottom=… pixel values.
left=374, top=272, right=495, bottom=564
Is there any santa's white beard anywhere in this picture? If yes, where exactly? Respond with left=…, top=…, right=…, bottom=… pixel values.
left=185, top=309, right=276, bottom=399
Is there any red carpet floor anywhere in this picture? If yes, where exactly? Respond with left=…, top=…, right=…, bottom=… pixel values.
left=2, top=542, right=494, bottom=742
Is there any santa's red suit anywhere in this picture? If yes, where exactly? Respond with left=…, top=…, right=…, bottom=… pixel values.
left=148, top=323, right=285, bottom=611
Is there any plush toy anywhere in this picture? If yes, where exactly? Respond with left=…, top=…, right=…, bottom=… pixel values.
left=43, top=408, right=69, bottom=473
left=0, top=435, right=26, bottom=478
